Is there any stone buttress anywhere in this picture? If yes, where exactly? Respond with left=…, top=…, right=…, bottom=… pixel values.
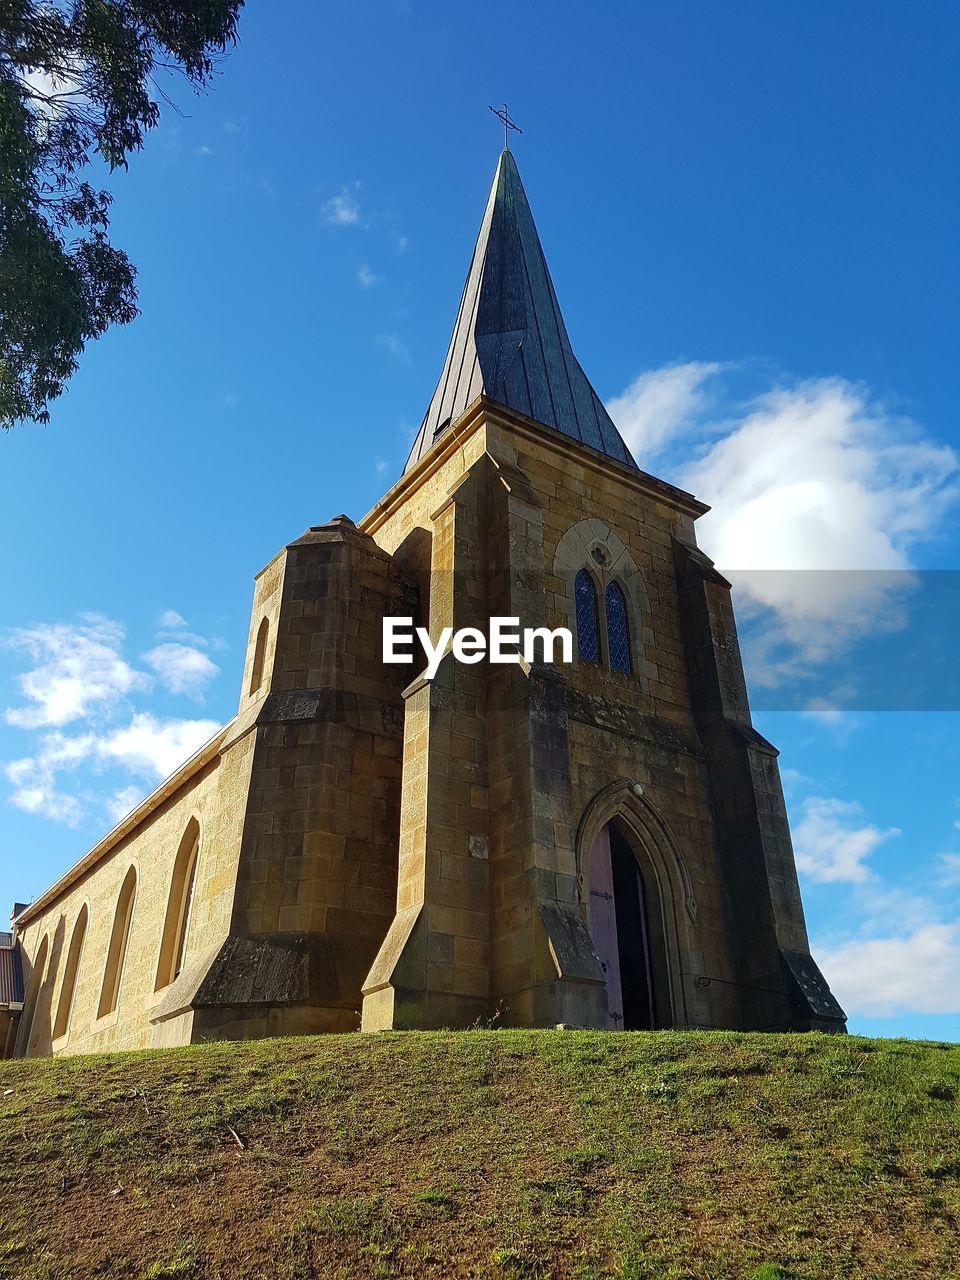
left=149, top=517, right=416, bottom=1042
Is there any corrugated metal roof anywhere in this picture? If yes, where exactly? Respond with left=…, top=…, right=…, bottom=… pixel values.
left=404, top=149, right=638, bottom=474
left=0, top=940, right=23, bottom=1005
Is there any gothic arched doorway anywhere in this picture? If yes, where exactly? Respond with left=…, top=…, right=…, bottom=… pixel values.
left=585, top=821, right=670, bottom=1030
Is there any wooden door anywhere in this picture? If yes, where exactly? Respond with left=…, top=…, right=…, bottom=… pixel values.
left=586, top=825, right=624, bottom=1028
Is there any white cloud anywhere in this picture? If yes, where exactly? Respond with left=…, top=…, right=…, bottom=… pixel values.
left=8, top=782, right=84, bottom=827
left=143, top=643, right=219, bottom=697
left=682, top=379, right=957, bottom=678
left=5, top=731, right=95, bottom=828
left=97, top=713, right=220, bottom=780
left=801, top=703, right=856, bottom=728
left=106, top=785, right=148, bottom=824
left=378, top=333, right=411, bottom=366
left=852, top=882, right=946, bottom=937
left=608, top=366, right=959, bottom=687
left=154, top=611, right=223, bottom=652
left=811, top=854, right=960, bottom=1014
left=324, top=185, right=361, bottom=226
left=3, top=613, right=224, bottom=826
left=608, top=361, right=721, bottom=458
left=784, top=783, right=958, bottom=1020
left=356, top=263, right=379, bottom=288
left=778, top=766, right=807, bottom=794
left=4, top=617, right=146, bottom=729
left=818, top=924, right=960, bottom=1015
left=792, top=795, right=899, bottom=883
left=4, top=712, right=218, bottom=825
left=800, top=704, right=868, bottom=743
left=21, top=65, right=82, bottom=122
left=158, top=610, right=188, bottom=631
left=685, top=376, right=957, bottom=568
left=936, top=853, right=960, bottom=887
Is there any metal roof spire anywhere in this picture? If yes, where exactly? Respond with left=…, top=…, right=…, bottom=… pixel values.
left=403, top=147, right=638, bottom=474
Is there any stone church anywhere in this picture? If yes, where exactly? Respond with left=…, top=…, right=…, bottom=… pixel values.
left=8, top=148, right=845, bottom=1058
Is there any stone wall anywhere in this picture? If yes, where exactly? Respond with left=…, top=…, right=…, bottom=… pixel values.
left=13, top=731, right=254, bottom=1057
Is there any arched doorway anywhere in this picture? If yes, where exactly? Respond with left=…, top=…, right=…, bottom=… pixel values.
left=585, top=821, right=667, bottom=1030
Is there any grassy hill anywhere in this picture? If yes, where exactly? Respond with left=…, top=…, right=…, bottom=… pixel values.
left=0, top=1030, right=958, bottom=1279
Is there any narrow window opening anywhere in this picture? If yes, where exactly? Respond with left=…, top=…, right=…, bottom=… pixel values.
left=53, top=906, right=88, bottom=1040
left=18, top=935, right=49, bottom=1057
left=172, top=846, right=198, bottom=980
left=575, top=569, right=601, bottom=664
left=98, top=867, right=137, bottom=1018
left=155, top=821, right=201, bottom=990
left=249, top=617, right=269, bottom=695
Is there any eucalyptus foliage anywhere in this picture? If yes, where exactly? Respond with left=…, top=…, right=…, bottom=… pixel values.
left=0, top=1, right=243, bottom=426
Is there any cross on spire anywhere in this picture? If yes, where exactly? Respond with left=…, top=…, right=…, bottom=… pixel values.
left=488, top=103, right=522, bottom=152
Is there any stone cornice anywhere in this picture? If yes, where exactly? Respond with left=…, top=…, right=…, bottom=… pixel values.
left=361, top=396, right=709, bottom=537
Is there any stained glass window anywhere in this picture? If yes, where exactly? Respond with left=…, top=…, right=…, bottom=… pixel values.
left=575, top=570, right=601, bottom=663
left=605, top=582, right=631, bottom=673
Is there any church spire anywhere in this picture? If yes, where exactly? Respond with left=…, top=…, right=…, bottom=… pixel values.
left=404, top=149, right=638, bottom=474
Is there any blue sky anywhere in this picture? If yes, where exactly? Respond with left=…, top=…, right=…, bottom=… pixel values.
left=3, top=2, right=959, bottom=1039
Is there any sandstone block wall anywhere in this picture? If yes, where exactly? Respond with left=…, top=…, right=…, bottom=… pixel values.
left=14, top=731, right=254, bottom=1057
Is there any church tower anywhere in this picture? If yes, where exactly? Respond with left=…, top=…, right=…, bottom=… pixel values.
left=356, top=147, right=844, bottom=1033
left=9, top=148, right=844, bottom=1059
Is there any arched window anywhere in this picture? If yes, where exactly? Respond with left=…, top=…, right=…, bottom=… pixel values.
left=249, top=617, right=269, bottom=695
left=53, top=905, right=88, bottom=1039
left=155, top=820, right=201, bottom=990
left=17, top=934, right=49, bottom=1057
left=575, top=569, right=601, bottom=664
left=98, top=866, right=137, bottom=1018
left=605, top=582, right=631, bottom=674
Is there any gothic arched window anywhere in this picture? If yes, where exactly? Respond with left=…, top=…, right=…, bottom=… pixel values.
left=605, top=582, right=631, bottom=674
left=98, top=866, right=137, bottom=1018
left=155, top=820, right=200, bottom=990
left=575, top=569, right=601, bottom=664
left=53, top=905, right=88, bottom=1040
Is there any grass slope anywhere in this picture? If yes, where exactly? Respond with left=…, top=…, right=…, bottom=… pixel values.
left=0, top=1031, right=958, bottom=1279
